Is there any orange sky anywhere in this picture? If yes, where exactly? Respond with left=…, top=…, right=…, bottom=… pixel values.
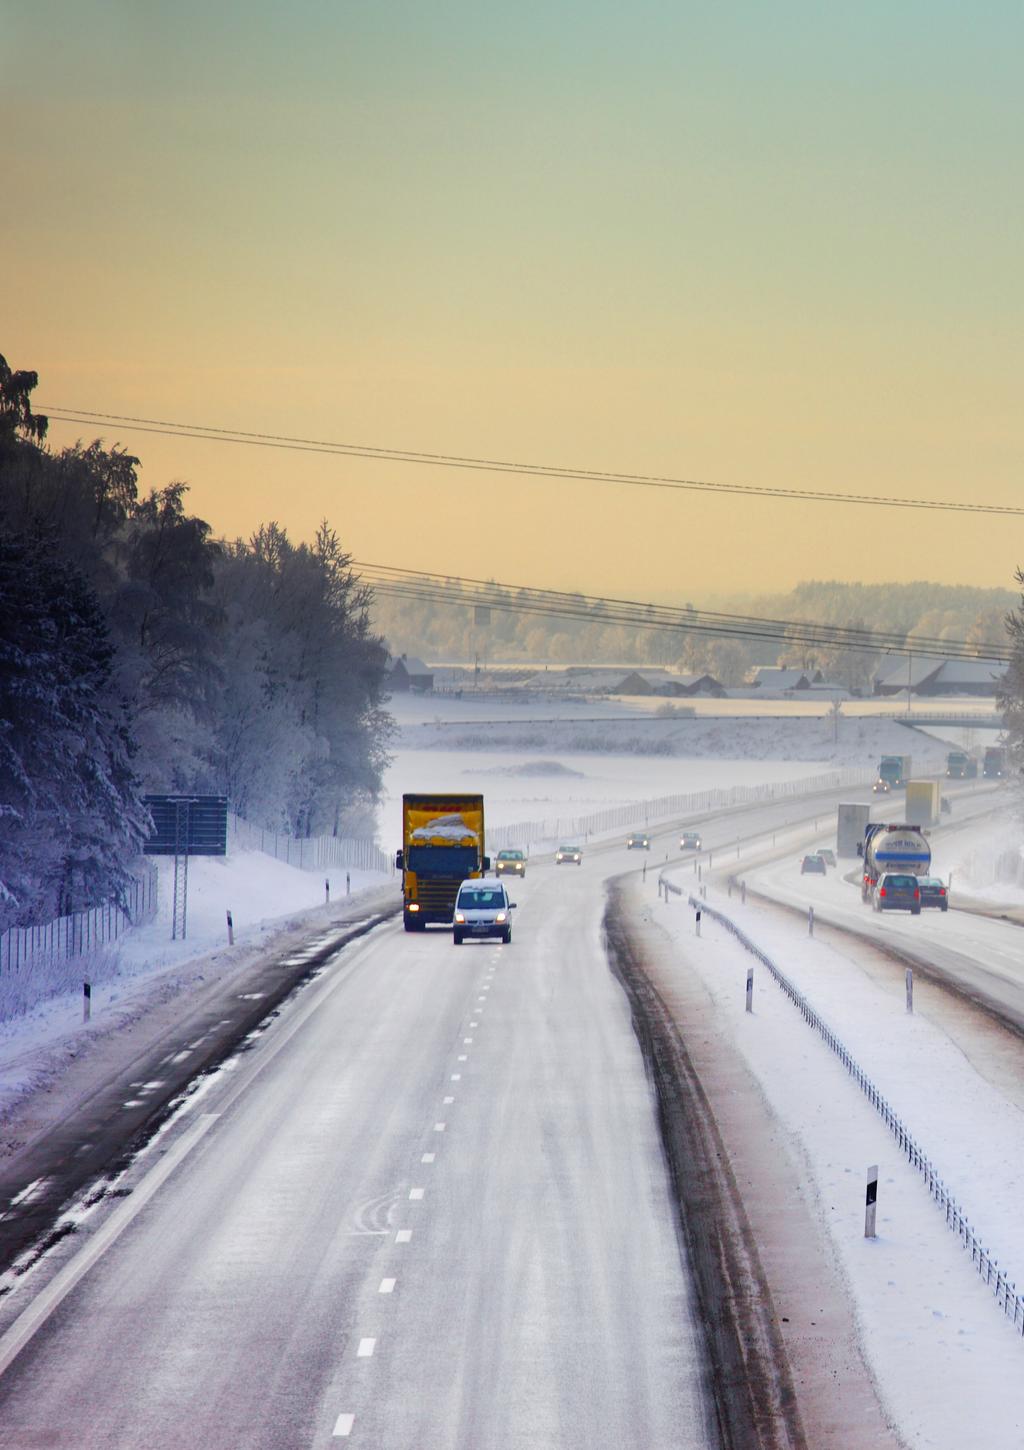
left=4, top=1, right=1022, bottom=600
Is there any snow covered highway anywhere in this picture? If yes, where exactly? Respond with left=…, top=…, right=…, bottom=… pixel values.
left=0, top=855, right=716, bottom=1450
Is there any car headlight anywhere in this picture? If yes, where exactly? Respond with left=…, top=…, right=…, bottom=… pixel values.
left=495, top=912, right=506, bottom=923
left=455, top=913, right=465, bottom=923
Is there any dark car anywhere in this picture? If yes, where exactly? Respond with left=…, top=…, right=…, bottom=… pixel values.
left=494, top=849, right=526, bottom=877
left=555, top=844, right=582, bottom=865
left=800, top=854, right=827, bottom=875
left=872, top=873, right=921, bottom=915
left=917, top=876, right=949, bottom=912
left=626, top=832, right=651, bottom=850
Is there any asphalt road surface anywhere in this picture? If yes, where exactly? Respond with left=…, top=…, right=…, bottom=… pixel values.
left=0, top=858, right=711, bottom=1449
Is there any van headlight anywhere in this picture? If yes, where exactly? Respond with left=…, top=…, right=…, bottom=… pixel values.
left=455, top=913, right=465, bottom=924
left=495, top=912, right=506, bottom=923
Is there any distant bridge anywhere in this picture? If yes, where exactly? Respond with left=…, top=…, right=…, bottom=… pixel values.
left=884, top=712, right=1004, bottom=731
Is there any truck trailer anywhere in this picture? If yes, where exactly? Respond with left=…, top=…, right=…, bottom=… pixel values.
left=837, top=802, right=871, bottom=858
left=860, top=822, right=931, bottom=901
left=905, top=780, right=941, bottom=826
left=396, top=794, right=488, bottom=931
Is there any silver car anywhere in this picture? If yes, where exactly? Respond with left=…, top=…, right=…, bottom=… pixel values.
left=453, top=878, right=517, bottom=944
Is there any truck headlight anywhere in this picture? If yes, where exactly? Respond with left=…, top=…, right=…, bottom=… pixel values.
left=408, top=902, right=420, bottom=912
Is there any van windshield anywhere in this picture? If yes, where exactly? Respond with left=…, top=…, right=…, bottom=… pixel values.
left=458, top=889, right=505, bottom=909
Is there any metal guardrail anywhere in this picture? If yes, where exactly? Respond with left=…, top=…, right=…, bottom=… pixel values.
left=686, top=893, right=1024, bottom=1338
left=0, top=868, right=158, bottom=981
left=488, top=767, right=876, bottom=850
left=228, top=813, right=392, bottom=875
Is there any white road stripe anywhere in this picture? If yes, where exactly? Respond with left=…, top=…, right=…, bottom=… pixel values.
left=409, top=1188, right=424, bottom=1200
left=463, top=1038, right=473, bottom=1044
left=396, top=1229, right=412, bottom=1243
left=457, top=1055, right=467, bottom=1062
left=434, top=1122, right=446, bottom=1132
left=357, top=1338, right=376, bottom=1357
left=0, top=1113, right=220, bottom=1380
left=443, top=1096, right=454, bottom=1104
left=333, top=1412, right=355, bottom=1437
left=421, top=1153, right=435, bottom=1163
left=379, top=1278, right=396, bottom=1293
left=450, top=1073, right=461, bottom=1081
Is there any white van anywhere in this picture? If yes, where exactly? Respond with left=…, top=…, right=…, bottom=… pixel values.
left=453, top=878, right=516, bottom=945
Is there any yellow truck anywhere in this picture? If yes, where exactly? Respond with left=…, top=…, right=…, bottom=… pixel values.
left=904, top=780, right=941, bottom=827
left=396, top=794, right=488, bottom=931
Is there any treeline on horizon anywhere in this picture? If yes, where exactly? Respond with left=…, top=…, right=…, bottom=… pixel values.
left=374, top=576, right=1015, bottom=690
left=0, top=355, right=390, bottom=931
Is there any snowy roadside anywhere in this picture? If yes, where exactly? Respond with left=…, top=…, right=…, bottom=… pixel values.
left=0, top=851, right=395, bottom=1137
left=636, top=873, right=1024, bottom=1450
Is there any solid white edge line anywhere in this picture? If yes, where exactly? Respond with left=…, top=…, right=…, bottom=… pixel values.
left=0, top=1112, right=220, bottom=1381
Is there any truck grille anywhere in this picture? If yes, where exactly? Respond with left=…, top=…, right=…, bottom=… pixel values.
left=415, top=878, right=460, bottom=916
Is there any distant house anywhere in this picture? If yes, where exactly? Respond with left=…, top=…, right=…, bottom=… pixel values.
left=749, top=667, right=821, bottom=692
left=873, top=654, right=1007, bottom=697
left=388, top=653, right=434, bottom=693
left=665, top=672, right=727, bottom=698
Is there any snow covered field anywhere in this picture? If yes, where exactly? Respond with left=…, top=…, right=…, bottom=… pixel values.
left=648, top=863, right=1024, bottom=1448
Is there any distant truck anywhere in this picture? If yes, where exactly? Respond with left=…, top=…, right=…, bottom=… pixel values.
left=878, top=755, right=912, bottom=789
left=983, top=747, right=1007, bottom=779
left=396, top=793, right=488, bottom=930
left=837, top=802, right=871, bottom=858
left=860, top=822, right=931, bottom=901
left=905, top=780, right=941, bottom=827
left=946, top=751, right=977, bottom=779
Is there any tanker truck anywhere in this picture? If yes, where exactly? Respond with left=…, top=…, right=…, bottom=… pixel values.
left=859, top=822, right=931, bottom=902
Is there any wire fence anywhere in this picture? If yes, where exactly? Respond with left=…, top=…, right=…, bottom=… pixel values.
left=228, top=813, right=392, bottom=876
left=687, top=893, right=1024, bottom=1339
left=487, top=767, right=876, bottom=850
left=0, top=868, right=159, bottom=978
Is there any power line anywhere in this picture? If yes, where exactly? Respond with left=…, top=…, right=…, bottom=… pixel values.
left=354, top=562, right=1012, bottom=662
left=40, top=404, right=1024, bottom=519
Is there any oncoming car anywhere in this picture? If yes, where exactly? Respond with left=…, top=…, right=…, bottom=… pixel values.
left=679, top=831, right=702, bottom=851
left=494, top=849, right=526, bottom=878
left=555, top=844, right=582, bottom=865
left=872, top=778, right=891, bottom=795
left=626, top=832, right=650, bottom=850
left=872, top=873, right=921, bottom=915
left=453, top=879, right=516, bottom=944
left=800, top=854, right=827, bottom=875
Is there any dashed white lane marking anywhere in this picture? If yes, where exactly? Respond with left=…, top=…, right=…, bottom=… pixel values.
left=443, top=1096, right=454, bottom=1104
left=421, top=1153, right=435, bottom=1164
left=396, top=1230, right=412, bottom=1244
left=450, top=1073, right=461, bottom=1081
left=457, top=1055, right=467, bottom=1062
left=169, top=1050, right=191, bottom=1064
left=357, top=1338, right=376, bottom=1358
left=409, top=1188, right=424, bottom=1201
left=379, top=1278, right=396, bottom=1294
left=333, top=1413, right=355, bottom=1437
left=470, top=1021, right=479, bottom=1027
left=123, top=1100, right=144, bottom=1109
left=463, top=1038, right=473, bottom=1044
left=434, top=1122, right=446, bottom=1132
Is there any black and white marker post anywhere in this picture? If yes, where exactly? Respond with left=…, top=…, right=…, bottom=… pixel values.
left=905, top=968, right=913, bottom=1014
left=83, top=980, right=91, bottom=1024
left=226, top=909, right=234, bottom=946
left=695, top=907, right=702, bottom=938
left=865, top=1164, right=878, bottom=1238
left=745, top=967, right=753, bottom=1013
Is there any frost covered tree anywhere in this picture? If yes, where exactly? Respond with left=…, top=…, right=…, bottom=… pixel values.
left=0, top=531, right=149, bottom=927
left=999, top=571, right=1024, bottom=792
